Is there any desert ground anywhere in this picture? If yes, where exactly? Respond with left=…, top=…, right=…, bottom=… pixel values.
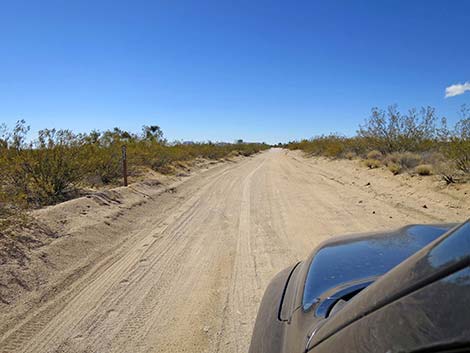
left=0, top=148, right=468, bottom=353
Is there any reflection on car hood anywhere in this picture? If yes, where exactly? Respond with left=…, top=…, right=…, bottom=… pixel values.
left=308, top=221, right=470, bottom=350
left=303, top=224, right=455, bottom=310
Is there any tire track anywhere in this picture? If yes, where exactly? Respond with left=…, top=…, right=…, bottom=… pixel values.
left=1, top=149, right=465, bottom=353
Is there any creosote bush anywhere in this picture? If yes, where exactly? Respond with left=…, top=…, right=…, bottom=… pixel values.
left=0, top=122, right=268, bottom=211
left=288, top=104, right=470, bottom=182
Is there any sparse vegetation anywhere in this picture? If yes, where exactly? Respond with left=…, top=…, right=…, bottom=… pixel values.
left=364, top=159, right=381, bottom=169
left=416, top=164, right=433, bottom=176
left=288, top=104, right=470, bottom=183
left=387, top=163, right=401, bottom=175
left=0, top=122, right=268, bottom=214
left=384, top=152, right=423, bottom=170
left=367, top=150, right=383, bottom=160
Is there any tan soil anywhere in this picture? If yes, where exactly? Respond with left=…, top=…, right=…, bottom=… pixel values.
left=0, top=148, right=467, bottom=353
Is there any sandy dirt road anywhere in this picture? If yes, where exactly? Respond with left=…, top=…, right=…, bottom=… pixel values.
left=0, top=149, right=466, bottom=353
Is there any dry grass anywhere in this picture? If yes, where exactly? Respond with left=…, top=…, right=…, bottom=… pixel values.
left=385, top=152, right=422, bottom=169
left=387, top=163, right=401, bottom=175
left=364, top=159, right=381, bottom=169
left=416, top=164, right=433, bottom=176
left=367, top=150, right=383, bottom=160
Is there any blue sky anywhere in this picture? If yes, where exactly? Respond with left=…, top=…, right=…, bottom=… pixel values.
left=1, top=0, right=469, bottom=143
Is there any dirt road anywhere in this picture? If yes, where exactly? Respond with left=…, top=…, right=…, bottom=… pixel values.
left=0, top=149, right=466, bottom=353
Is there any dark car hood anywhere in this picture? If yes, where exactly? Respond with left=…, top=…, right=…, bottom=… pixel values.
left=307, top=221, right=470, bottom=350
left=302, top=224, right=456, bottom=312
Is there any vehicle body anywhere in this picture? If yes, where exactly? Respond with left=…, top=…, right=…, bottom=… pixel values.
left=249, top=221, right=470, bottom=353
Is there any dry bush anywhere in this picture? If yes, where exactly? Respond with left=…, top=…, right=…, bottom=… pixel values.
left=387, top=163, right=401, bottom=175
left=287, top=104, right=470, bottom=182
left=367, top=150, right=383, bottom=160
left=416, top=164, right=433, bottom=176
left=385, top=152, right=422, bottom=170
left=287, top=135, right=347, bottom=158
left=82, top=144, right=122, bottom=184
left=445, top=110, right=470, bottom=174
left=358, top=105, right=445, bottom=153
left=446, top=140, right=470, bottom=174
left=399, top=152, right=423, bottom=169
left=364, top=159, right=381, bottom=169
left=0, top=121, right=269, bottom=211
left=383, top=153, right=399, bottom=166
left=434, top=161, right=458, bottom=184
left=345, top=152, right=356, bottom=160
left=420, top=151, right=446, bottom=166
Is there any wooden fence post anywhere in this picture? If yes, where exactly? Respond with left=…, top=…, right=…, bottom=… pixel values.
left=122, top=145, right=128, bottom=186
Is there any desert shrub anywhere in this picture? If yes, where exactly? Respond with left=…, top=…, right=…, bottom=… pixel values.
left=364, top=159, right=381, bottom=169
left=82, top=144, right=122, bottom=184
left=387, top=163, right=401, bottom=175
left=289, top=106, right=448, bottom=159
left=384, top=152, right=422, bottom=169
left=22, top=129, right=85, bottom=205
left=420, top=151, right=446, bottom=165
left=358, top=105, right=444, bottom=153
left=445, top=107, right=470, bottom=174
left=345, top=152, right=356, bottom=160
left=416, top=164, right=433, bottom=176
left=287, top=104, right=470, bottom=181
left=287, top=135, right=350, bottom=158
left=0, top=121, right=268, bottom=210
left=396, top=152, right=422, bottom=169
left=445, top=138, right=470, bottom=174
left=367, top=150, right=383, bottom=160
left=0, top=127, right=83, bottom=206
left=434, top=161, right=458, bottom=184
left=383, top=153, right=398, bottom=166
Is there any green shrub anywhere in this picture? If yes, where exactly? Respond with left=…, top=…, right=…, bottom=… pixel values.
left=21, top=129, right=84, bottom=205
left=82, top=144, right=122, bottom=184
left=0, top=121, right=269, bottom=210
left=445, top=110, right=470, bottom=174
left=286, top=104, right=470, bottom=180
left=357, top=105, right=444, bottom=153
left=287, top=134, right=350, bottom=158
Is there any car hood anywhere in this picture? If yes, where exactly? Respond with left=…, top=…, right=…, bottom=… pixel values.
left=307, top=221, right=469, bottom=351
left=302, top=224, right=456, bottom=312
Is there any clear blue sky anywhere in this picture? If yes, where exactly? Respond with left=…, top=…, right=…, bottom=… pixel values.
left=1, top=0, right=469, bottom=144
